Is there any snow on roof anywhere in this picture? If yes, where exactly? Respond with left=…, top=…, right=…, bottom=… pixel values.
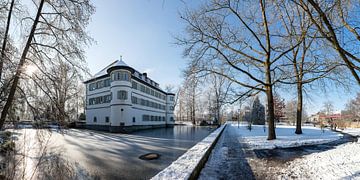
left=85, top=59, right=131, bottom=82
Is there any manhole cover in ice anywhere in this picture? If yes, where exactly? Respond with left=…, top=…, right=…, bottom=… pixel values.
left=139, top=153, right=160, bottom=160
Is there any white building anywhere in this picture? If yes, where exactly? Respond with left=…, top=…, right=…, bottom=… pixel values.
left=84, top=59, right=175, bottom=132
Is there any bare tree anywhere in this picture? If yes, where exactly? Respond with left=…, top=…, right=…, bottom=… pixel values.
left=274, top=0, right=347, bottom=134
left=285, top=100, right=297, bottom=125
left=296, top=0, right=360, bottom=84
left=208, top=70, right=232, bottom=125
left=322, top=100, right=334, bottom=115
left=345, top=92, right=360, bottom=123
left=0, top=0, right=94, bottom=129
left=0, top=0, right=14, bottom=80
left=29, top=58, right=84, bottom=125
left=178, top=0, right=304, bottom=140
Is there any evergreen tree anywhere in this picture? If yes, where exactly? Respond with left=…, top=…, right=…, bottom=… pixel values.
left=251, top=97, right=265, bottom=125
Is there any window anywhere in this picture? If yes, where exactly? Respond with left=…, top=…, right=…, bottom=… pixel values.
left=133, top=117, right=136, bottom=122
left=131, top=96, right=138, bottom=104
left=132, top=81, right=138, bottom=89
left=93, top=117, right=97, bottom=123
left=169, top=106, right=174, bottom=111
left=140, top=85, right=145, bottom=92
left=170, top=117, right=174, bottom=121
left=117, top=90, right=128, bottom=100
left=89, top=83, right=96, bottom=91
left=143, top=115, right=149, bottom=121
left=104, top=94, right=111, bottom=103
left=96, top=81, right=103, bottom=89
left=140, top=99, right=145, bottom=106
left=89, top=98, right=94, bottom=105
left=105, top=116, right=109, bottom=123
left=170, top=96, right=174, bottom=101
left=162, top=117, right=165, bottom=121
left=112, top=71, right=130, bottom=81
left=104, top=78, right=111, bottom=87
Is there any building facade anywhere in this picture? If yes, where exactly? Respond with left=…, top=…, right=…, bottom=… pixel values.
left=84, top=59, right=175, bottom=132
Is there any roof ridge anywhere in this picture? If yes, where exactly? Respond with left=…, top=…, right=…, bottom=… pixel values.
left=93, top=60, right=118, bottom=76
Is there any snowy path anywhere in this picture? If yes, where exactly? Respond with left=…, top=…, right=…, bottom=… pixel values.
left=198, top=125, right=255, bottom=180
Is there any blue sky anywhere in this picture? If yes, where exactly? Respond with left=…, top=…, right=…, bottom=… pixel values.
left=85, top=0, right=190, bottom=88
left=84, top=0, right=359, bottom=114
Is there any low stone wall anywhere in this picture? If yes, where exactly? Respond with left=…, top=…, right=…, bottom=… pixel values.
left=151, top=124, right=227, bottom=180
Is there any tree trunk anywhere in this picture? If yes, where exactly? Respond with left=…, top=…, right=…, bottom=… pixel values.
left=265, top=60, right=276, bottom=140
left=295, top=82, right=303, bottom=134
left=0, top=0, right=15, bottom=80
left=266, top=85, right=276, bottom=140
left=0, top=0, right=45, bottom=129
left=191, top=87, right=196, bottom=125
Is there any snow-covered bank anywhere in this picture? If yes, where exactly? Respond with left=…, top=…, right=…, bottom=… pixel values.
left=339, top=128, right=360, bottom=137
left=175, top=121, right=194, bottom=126
left=231, top=123, right=342, bottom=149
left=151, top=124, right=226, bottom=180
left=278, top=142, right=360, bottom=179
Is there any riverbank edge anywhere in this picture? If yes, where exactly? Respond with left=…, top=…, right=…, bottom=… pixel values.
left=151, top=124, right=227, bottom=180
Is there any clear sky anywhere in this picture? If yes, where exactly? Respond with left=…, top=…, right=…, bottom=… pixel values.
left=84, top=0, right=191, bottom=88
left=84, top=0, right=359, bottom=115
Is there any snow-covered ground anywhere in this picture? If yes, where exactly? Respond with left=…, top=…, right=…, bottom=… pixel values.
left=339, top=128, right=360, bottom=137
left=231, top=123, right=343, bottom=149
left=278, top=142, right=360, bottom=179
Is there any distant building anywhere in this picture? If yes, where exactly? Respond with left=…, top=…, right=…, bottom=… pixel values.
left=308, top=112, right=355, bottom=123
left=84, top=59, right=175, bottom=132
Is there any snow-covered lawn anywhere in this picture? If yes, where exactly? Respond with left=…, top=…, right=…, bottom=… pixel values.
left=278, top=142, right=360, bottom=179
left=231, top=123, right=343, bottom=149
left=339, top=128, right=360, bottom=137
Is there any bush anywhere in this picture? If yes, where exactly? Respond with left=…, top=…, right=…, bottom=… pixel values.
left=247, top=123, right=252, bottom=131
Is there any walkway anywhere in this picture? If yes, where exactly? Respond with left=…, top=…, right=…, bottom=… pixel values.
left=199, top=124, right=255, bottom=180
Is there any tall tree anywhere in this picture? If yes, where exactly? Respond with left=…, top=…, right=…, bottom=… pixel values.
left=0, top=0, right=14, bottom=80
left=178, top=0, right=302, bottom=140
left=275, top=1, right=340, bottom=134
left=0, top=0, right=94, bottom=129
left=296, top=0, right=360, bottom=84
